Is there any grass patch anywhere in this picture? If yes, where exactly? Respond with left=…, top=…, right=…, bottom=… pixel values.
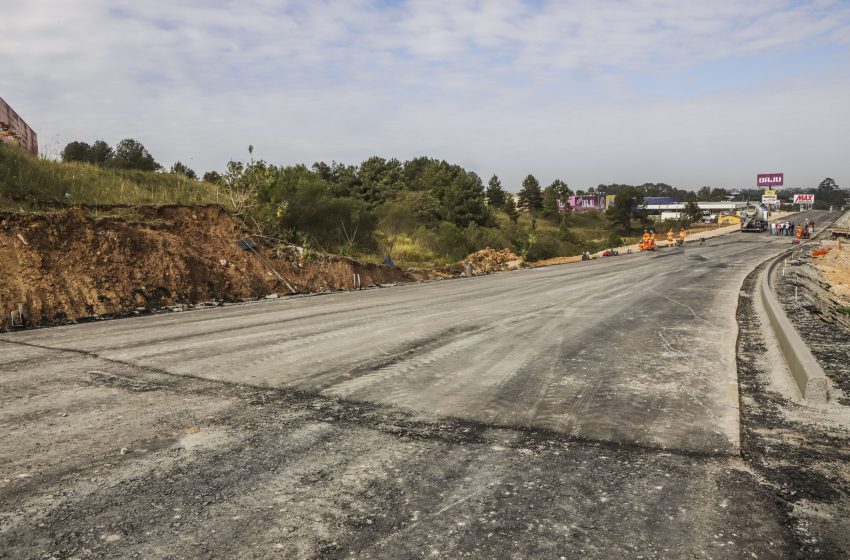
left=0, top=143, right=228, bottom=212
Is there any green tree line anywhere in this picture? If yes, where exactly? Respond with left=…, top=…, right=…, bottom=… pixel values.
left=55, top=138, right=847, bottom=264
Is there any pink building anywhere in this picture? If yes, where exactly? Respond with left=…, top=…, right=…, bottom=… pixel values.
left=0, top=96, right=38, bottom=156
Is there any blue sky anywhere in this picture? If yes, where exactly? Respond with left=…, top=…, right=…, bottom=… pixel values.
left=5, top=0, right=850, bottom=191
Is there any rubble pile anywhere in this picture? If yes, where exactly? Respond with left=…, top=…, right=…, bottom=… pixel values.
left=465, top=247, right=523, bottom=274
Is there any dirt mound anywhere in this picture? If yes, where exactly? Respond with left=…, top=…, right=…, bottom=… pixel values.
left=528, top=255, right=584, bottom=268
left=0, top=206, right=414, bottom=329
left=813, top=244, right=850, bottom=305
left=464, top=247, right=523, bottom=274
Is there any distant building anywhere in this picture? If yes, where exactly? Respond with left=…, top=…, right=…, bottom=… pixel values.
left=0, top=96, right=38, bottom=156
left=645, top=199, right=747, bottom=213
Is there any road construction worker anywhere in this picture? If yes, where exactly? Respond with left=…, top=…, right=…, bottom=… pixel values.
left=650, top=230, right=657, bottom=250
left=666, top=228, right=674, bottom=247
left=641, top=230, right=650, bottom=251
left=679, top=227, right=687, bottom=246
left=796, top=225, right=803, bottom=239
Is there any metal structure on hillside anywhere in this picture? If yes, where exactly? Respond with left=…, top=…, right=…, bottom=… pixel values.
left=0, top=96, right=38, bottom=156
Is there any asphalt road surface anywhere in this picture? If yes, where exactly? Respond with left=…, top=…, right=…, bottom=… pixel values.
left=0, top=211, right=838, bottom=558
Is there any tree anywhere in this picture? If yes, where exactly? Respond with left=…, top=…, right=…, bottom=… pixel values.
left=549, top=179, right=572, bottom=202
left=61, top=141, right=93, bottom=163
left=542, top=179, right=571, bottom=218
left=376, top=201, right=417, bottom=258
left=815, top=177, right=848, bottom=209
left=203, top=171, right=222, bottom=184
left=682, top=200, right=703, bottom=226
left=442, top=171, right=492, bottom=227
left=111, top=138, right=160, bottom=171
left=517, top=174, right=543, bottom=211
left=486, top=175, right=507, bottom=208
left=60, top=139, right=113, bottom=165
left=709, top=187, right=728, bottom=200
left=257, top=164, right=375, bottom=252
left=170, top=161, right=197, bottom=179
left=542, top=184, right=559, bottom=217
left=355, top=156, right=405, bottom=207
left=89, top=140, right=113, bottom=165
left=503, top=195, right=519, bottom=224
left=606, top=186, right=644, bottom=235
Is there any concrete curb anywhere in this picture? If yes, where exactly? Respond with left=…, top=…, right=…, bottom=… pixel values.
left=756, top=211, right=847, bottom=404
left=759, top=252, right=829, bottom=404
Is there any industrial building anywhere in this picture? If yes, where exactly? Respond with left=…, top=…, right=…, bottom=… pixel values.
left=0, top=96, right=38, bottom=156
left=643, top=197, right=749, bottom=220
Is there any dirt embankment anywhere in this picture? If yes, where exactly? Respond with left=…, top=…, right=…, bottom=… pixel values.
left=812, top=244, right=850, bottom=305
left=0, top=206, right=414, bottom=329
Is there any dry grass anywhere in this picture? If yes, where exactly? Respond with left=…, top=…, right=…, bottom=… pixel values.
left=0, top=143, right=229, bottom=212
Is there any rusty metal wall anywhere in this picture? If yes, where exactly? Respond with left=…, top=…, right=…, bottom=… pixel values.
left=0, top=96, right=38, bottom=156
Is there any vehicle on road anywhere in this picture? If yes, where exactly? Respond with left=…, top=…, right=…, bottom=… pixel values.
left=741, top=203, right=770, bottom=232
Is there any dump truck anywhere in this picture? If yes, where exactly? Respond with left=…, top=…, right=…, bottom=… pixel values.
left=740, top=203, right=769, bottom=232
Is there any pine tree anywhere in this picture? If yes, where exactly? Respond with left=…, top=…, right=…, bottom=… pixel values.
left=486, top=174, right=507, bottom=208
left=517, top=174, right=543, bottom=211
left=503, top=195, right=519, bottom=224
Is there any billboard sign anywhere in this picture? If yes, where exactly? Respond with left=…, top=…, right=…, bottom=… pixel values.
left=757, top=173, right=784, bottom=187
left=573, top=194, right=602, bottom=211
left=763, top=189, right=777, bottom=197
left=762, top=195, right=778, bottom=205
left=793, top=193, right=815, bottom=205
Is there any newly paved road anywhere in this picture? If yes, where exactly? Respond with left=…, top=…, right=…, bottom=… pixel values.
left=0, top=211, right=837, bottom=558
left=4, top=222, right=818, bottom=452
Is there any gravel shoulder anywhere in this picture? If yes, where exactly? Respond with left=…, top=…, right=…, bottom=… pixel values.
left=737, top=258, right=850, bottom=559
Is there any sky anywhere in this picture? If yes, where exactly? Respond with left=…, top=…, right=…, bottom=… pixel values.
left=5, top=0, right=850, bottom=191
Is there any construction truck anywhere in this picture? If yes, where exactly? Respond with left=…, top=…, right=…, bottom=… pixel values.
left=740, top=203, right=769, bottom=232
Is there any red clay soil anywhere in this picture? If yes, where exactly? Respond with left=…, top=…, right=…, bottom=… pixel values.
left=0, top=206, right=415, bottom=329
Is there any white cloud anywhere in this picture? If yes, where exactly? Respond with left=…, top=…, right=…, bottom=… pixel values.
left=4, top=0, right=850, bottom=189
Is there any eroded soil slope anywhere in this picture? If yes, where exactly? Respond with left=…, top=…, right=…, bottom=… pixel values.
left=0, top=206, right=412, bottom=329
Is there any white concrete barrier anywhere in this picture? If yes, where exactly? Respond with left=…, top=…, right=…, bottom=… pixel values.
left=759, top=252, right=829, bottom=404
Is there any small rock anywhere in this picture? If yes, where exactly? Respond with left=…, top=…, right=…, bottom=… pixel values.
left=265, top=293, right=279, bottom=299
left=120, top=448, right=129, bottom=455
left=102, top=533, right=122, bottom=543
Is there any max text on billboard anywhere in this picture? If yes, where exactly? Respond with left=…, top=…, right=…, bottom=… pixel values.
left=793, top=194, right=815, bottom=205
left=757, top=173, right=783, bottom=187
